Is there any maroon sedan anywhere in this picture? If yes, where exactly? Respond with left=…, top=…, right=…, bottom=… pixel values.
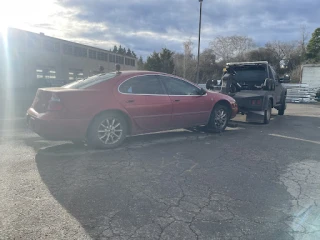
left=27, top=71, right=238, bottom=148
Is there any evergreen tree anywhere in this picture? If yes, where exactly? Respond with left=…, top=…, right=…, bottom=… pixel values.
left=137, top=56, right=144, bottom=70
left=127, top=48, right=132, bottom=57
left=144, top=52, right=162, bottom=72
left=118, top=45, right=123, bottom=54
left=144, top=48, right=175, bottom=74
left=306, top=28, right=320, bottom=62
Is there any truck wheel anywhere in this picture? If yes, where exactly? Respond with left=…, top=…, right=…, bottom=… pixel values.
left=278, top=98, right=286, bottom=116
left=263, top=100, right=272, bottom=124
left=87, top=112, right=128, bottom=149
left=206, top=104, right=229, bottom=133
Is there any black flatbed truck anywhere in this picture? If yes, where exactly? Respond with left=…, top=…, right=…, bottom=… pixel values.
left=206, top=61, right=288, bottom=124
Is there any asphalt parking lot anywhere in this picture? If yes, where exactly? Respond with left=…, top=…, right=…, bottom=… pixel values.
left=1, top=103, right=320, bottom=240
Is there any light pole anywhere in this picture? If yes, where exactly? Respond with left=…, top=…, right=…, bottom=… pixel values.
left=196, top=0, right=203, bottom=84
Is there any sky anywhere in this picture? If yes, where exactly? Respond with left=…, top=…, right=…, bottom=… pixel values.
left=0, top=0, right=319, bottom=58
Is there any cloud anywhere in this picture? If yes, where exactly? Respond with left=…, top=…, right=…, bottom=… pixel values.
left=5, top=0, right=320, bottom=58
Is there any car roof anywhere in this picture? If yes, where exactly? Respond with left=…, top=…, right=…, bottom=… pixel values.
left=116, top=70, right=170, bottom=76
left=114, top=70, right=189, bottom=80
left=227, top=61, right=268, bottom=65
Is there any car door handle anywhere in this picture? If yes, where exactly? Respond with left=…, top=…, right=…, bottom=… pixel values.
left=126, top=99, right=135, bottom=103
left=174, top=99, right=180, bottom=102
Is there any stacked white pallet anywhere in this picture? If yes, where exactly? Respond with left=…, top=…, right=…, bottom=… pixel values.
left=283, top=83, right=318, bottom=103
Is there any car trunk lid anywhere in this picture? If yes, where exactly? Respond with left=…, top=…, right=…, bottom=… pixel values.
left=31, top=88, right=98, bottom=113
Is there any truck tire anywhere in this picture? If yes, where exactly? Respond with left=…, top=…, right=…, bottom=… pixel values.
left=278, top=98, right=286, bottom=116
left=263, top=100, right=272, bottom=124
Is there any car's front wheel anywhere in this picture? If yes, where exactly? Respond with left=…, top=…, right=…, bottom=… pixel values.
left=206, top=104, right=229, bottom=133
left=87, top=112, right=128, bottom=149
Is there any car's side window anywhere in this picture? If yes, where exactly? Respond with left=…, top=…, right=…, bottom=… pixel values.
left=119, top=75, right=166, bottom=95
left=160, top=76, right=200, bottom=95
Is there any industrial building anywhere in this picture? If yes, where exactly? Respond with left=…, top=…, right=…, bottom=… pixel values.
left=0, top=28, right=137, bottom=89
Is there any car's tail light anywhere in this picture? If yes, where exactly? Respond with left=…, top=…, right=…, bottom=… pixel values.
left=47, top=93, right=63, bottom=111
left=251, top=99, right=261, bottom=105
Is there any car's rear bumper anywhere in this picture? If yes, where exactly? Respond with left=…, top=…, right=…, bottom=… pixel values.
left=26, top=108, right=90, bottom=141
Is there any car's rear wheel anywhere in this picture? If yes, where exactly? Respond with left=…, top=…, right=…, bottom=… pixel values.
left=264, top=100, right=272, bottom=124
left=87, top=112, right=128, bottom=149
left=206, top=104, right=229, bottom=133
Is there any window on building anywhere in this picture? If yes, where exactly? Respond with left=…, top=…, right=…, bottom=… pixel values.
left=69, top=69, right=84, bottom=82
left=36, top=68, right=56, bottom=80
left=116, top=55, right=124, bottom=64
left=89, top=49, right=97, bottom=59
left=74, top=46, right=87, bottom=57
left=97, top=52, right=108, bottom=61
left=109, top=54, right=116, bottom=63
left=36, top=69, right=43, bottom=79
left=44, top=40, right=60, bottom=53
left=63, top=44, right=73, bottom=55
left=125, top=58, right=136, bottom=66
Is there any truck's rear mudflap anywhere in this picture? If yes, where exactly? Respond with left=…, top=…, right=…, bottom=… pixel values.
left=246, top=110, right=265, bottom=123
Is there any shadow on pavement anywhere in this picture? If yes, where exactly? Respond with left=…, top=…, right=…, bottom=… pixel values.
left=30, top=127, right=226, bottom=155
left=34, top=115, right=317, bottom=240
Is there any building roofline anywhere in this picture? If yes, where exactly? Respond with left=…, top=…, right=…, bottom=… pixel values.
left=8, top=27, right=137, bottom=60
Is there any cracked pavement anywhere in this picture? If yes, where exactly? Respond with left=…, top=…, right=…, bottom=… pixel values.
left=0, top=103, right=320, bottom=240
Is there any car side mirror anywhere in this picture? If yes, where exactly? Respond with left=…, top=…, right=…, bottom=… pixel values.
left=198, top=88, right=206, bottom=95
left=263, top=78, right=274, bottom=91
left=280, top=74, right=291, bottom=83
left=212, top=79, right=218, bottom=86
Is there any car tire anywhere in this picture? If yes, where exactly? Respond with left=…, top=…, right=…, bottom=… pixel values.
left=206, top=104, right=229, bottom=133
left=87, top=112, right=128, bottom=149
left=278, top=97, right=286, bottom=116
left=264, top=100, right=272, bottom=124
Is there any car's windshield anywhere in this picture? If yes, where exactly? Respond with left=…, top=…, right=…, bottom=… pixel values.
left=63, top=72, right=117, bottom=89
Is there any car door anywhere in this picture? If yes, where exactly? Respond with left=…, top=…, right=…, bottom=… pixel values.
left=159, top=75, right=212, bottom=128
left=270, top=67, right=282, bottom=104
left=118, top=75, right=172, bottom=131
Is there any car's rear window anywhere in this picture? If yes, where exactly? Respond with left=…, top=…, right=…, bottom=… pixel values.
left=63, top=72, right=117, bottom=89
left=233, top=65, right=267, bottom=82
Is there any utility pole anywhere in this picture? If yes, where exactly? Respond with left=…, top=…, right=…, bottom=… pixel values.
left=196, top=0, right=203, bottom=84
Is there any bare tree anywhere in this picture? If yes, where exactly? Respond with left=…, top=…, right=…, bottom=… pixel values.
left=183, top=40, right=194, bottom=78
left=265, top=40, right=298, bottom=72
left=210, top=35, right=255, bottom=61
left=265, top=40, right=297, bottom=60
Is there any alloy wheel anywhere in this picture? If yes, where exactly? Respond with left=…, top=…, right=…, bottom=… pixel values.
left=214, top=108, right=227, bottom=129
left=98, top=118, right=123, bottom=145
